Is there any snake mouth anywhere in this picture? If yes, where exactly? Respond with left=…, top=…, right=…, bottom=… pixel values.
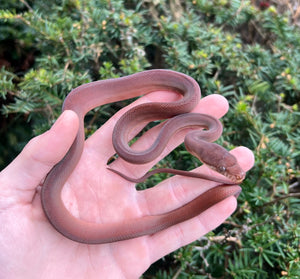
left=207, top=164, right=245, bottom=184
left=225, top=173, right=244, bottom=184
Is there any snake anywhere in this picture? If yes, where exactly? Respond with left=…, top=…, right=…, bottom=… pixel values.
left=41, top=69, right=245, bottom=244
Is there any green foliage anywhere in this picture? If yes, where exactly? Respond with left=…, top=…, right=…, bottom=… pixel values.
left=0, top=0, right=299, bottom=278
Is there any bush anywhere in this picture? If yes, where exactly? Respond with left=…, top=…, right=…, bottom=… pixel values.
left=1, top=0, right=299, bottom=278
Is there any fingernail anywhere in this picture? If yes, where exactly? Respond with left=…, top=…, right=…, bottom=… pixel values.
left=234, top=188, right=242, bottom=198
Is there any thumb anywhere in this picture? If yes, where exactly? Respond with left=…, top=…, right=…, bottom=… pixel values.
left=0, top=110, right=79, bottom=204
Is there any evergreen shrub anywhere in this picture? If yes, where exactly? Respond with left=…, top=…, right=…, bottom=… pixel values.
left=0, top=0, right=299, bottom=278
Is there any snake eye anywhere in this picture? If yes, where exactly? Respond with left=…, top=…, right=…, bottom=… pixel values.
left=219, top=166, right=226, bottom=173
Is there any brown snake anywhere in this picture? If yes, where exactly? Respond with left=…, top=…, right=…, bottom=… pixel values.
left=41, top=70, right=245, bottom=244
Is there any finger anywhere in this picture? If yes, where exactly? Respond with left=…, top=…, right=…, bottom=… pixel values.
left=140, top=147, right=254, bottom=216
left=148, top=196, right=238, bottom=263
left=108, top=93, right=229, bottom=176
left=230, top=146, right=255, bottom=171
left=191, top=93, right=229, bottom=116
left=0, top=110, right=79, bottom=204
left=145, top=147, right=254, bottom=261
left=85, top=90, right=182, bottom=160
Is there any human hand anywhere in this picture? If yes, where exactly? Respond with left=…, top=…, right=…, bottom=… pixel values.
left=0, top=91, right=254, bottom=279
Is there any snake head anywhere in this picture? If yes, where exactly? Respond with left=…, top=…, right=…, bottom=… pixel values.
left=185, top=136, right=245, bottom=184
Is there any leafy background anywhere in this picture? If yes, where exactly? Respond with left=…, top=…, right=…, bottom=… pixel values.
left=0, top=0, right=299, bottom=278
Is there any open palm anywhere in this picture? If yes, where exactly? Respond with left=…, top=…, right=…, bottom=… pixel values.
left=0, top=91, right=254, bottom=279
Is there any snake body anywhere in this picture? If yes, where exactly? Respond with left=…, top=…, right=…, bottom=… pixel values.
left=41, top=70, right=244, bottom=244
